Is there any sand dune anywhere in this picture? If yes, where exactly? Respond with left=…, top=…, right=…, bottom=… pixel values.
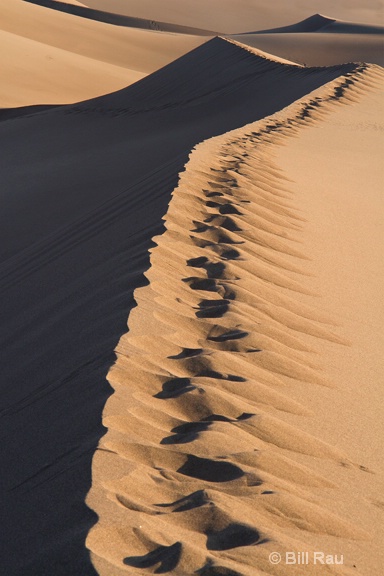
left=24, top=0, right=216, bottom=35
left=0, top=36, right=366, bottom=575
left=232, top=13, right=384, bottom=67
left=0, top=28, right=145, bottom=108
left=245, top=13, right=384, bottom=34
left=0, top=0, right=205, bottom=106
left=234, top=32, right=384, bottom=67
left=87, top=62, right=384, bottom=575
left=2, top=1, right=383, bottom=575
left=3, top=1, right=381, bottom=107
left=80, top=0, right=384, bottom=32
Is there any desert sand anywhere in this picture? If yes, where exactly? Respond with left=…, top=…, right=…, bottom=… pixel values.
left=0, top=0, right=206, bottom=107
left=0, top=2, right=383, bottom=576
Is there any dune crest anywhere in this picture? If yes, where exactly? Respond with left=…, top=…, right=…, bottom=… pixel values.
left=23, top=0, right=216, bottom=35
left=87, top=56, right=383, bottom=575
left=243, top=13, right=384, bottom=35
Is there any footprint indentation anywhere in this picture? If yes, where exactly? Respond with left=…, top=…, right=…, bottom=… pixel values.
left=206, top=523, right=263, bottom=551
left=205, top=202, right=243, bottom=216
left=196, top=561, right=242, bottom=576
left=178, top=455, right=245, bottom=482
left=123, top=541, right=182, bottom=573
left=155, top=490, right=210, bottom=513
left=196, top=300, right=230, bottom=318
left=187, top=256, right=209, bottom=268
left=161, top=421, right=211, bottom=445
left=183, top=277, right=220, bottom=292
left=207, top=329, right=248, bottom=342
left=154, top=378, right=196, bottom=399
left=196, top=369, right=246, bottom=382
left=168, top=348, right=203, bottom=360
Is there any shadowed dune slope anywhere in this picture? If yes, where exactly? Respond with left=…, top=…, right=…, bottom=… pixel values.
left=0, top=38, right=361, bottom=575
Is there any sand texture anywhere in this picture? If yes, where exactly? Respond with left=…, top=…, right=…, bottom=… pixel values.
left=1, top=1, right=383, bottom=575
left=86, top=60, right=384, bottom=575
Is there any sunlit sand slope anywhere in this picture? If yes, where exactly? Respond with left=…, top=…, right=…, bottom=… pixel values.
left=87, top=62, right=384, bottom=575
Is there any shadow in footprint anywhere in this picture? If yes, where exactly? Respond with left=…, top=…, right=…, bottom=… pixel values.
left=196, top=300, right=230, bottom=319
left=196, top=560, right=242, bottom=576
left=124, top=542, right=182, bottom=574
left=218, top=248, right=240, bottom=260
left=191, top=222, right=211, bottom=233
left=168, top=348, right=203, bottom=360
left=161, top=421, right=211, bottom=445
left=206, top=201, right=243, bottom=216
left=196, top=369, right=246, bottom=383
left=183, top=277, right=219, bottom=292
left=187, top=256, right=209, bottom=268
left=207, top=217, right=243, bottom=233
left=206, top=523, right=263, bottom=551
left=154, top=378, right=196, bottom=399
left=202, top=413, right=254, bottom=423
left=178, top=455, right=244, bottom=482
left=155, top=490, right=210, bottom=513
left=205, top=191, right=224, bottom=198
left=207, top=329, right=248, bottom=342
left=204, top=262, right=226, bottom=279
left=162, top=413, right=253, bottom=445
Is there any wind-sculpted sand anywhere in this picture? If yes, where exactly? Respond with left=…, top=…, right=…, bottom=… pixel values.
left=1, top=0, right=383, bottom=573
left=1, top=36, right=366, bottom=575
left=87, top=63, right=384, bottom=575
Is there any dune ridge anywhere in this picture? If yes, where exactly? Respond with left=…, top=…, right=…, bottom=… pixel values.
left=79, top=0, right=384, bottom=31
left=0, top=36, right=363, bottom=575
left=87, top=58, right=383, bottom=575
left=232, top=13, right=384, bottom=67
left=243, top=13, right=384, bottom=35
left=23, top=0, right=216, bottom=35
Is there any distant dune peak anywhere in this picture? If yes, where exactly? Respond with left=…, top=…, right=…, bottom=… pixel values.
left=300, top=13, right=337, bottom=27
left=241, top=11, right=384, bottom=35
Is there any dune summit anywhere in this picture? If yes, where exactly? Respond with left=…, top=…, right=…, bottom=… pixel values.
left=1, top=1, right=383, bottom=575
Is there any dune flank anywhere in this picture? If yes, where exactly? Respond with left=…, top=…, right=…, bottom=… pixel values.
left=86, top=51, right=384, bottom=575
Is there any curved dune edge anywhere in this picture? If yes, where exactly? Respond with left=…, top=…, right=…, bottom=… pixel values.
left=242, top=13, right=384, bottom=35
left=86, top=64, right=383, bottom=576
left=23, top=0, right=217, bottom=35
